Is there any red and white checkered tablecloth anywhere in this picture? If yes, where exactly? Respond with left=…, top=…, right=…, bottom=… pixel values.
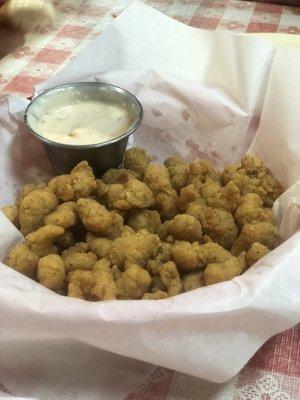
left=0, top=0, right=300, bottom=98
left=0, top=1, right=299, bottom=399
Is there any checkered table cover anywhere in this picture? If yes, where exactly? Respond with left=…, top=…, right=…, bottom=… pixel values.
left=0, top=1, right=299, bottom=399
left=0, top=0, right=300, bottom=97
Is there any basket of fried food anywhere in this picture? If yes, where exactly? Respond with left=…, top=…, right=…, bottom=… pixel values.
left=1, top=147, right=283, bottom=301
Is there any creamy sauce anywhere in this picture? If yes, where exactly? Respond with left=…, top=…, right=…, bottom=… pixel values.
left=32, top=100, right=132, bottom=145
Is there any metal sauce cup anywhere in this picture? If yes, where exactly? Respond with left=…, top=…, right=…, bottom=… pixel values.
left=24, top=82, right=143, bottom=176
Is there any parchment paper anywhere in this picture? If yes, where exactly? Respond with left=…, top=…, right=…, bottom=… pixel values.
left=0, top=2, right=300, bottom=399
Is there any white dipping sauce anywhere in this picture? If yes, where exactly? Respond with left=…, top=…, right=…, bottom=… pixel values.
left=32, top=100, right=132, bottom=145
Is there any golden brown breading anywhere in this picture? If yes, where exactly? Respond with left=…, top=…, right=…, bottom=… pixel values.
left=105, top=211, right=125, bottom=239
left=142, top=290, right=168, bottom=300
left=201, top=181, right=240, bottom=213
left=101, top=168, right=137, bottom=184
left=257, top=172, right=284, bottom=207
left=159, top=261, right=183, bottom=296
left=179, top=184, right=201, bottom=211
left=3, top=153, right=282, bottom=300
left=116, top=263, right=152, bottom=299
left=156, top=221, right=173, bottom=243
left=246, top=242, right=269, bottom=267
left=203, top=256, right=245, bottom=285
left=96, top=179, right=108, bottom=203
left=106, top=179, right=154, bottom=210
left=124, top=147, right=152, bottom=178
left=1, top=204, right=19, bottom=227
left=25, top=225, right=64, bottom=257
left=67, top=270, right=94, bottom=299
left=234, top=193, right=273, bottom=227
left=182, top=271, right=205, bottom=292
left=128, top=209, right=161, bottom=233
left=49, top=161, right=97, bottom=202
left=86, top=234, right=112, bottom=259
left=155, top=188, right=180, bottom=220
left=143, top=164, right=172, bottom=194
left=146, top=242, right=171, bottom=275
left=44, top=202, right=78, bottom=228
left=170, top=241, right=206, bottom=272
left=90, top=263, right=118, bottom=301
left=222, top=165, right=238, bottom=186
left=199, top=207, right=239, bottom=249
left=19, top=187, right=58, bottom=235
left=200, top=180, right=221, bottom=200
left=4, top=243, right=39, bottom=278
left=188, top=159, right=221, bottom=190
left=77, top=198, right=112, bottom=234
left=37, top=254, right=65, bottom=291
left=107, top=229, right=160, bottom=269
left=92, top=258, right=112, bottom=272
left=222, top=156, right=283, bottom=207
left=186, top=199, right=207, bottom=220
left=164, top=155, right=190, bottom=191
left=168, top=214, right=202, bottom=242
left=69, top=161, right=97, bottom=199
left=240, top=154, right=269, bottom=175
left=48, top=175, right=74, bottom=202
left=231, top=222, right=279, bottom=255
left=62, top=244, right=97, bottom=272
left=202, top=242, right=246, bottom=285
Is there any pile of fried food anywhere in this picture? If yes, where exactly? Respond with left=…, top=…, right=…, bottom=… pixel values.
left=1, top=148, right=283, bottom=301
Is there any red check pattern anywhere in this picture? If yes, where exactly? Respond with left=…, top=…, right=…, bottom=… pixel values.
left=0, top=1, right=299, bottom=399
left=0, top=0, right=299, bottom=97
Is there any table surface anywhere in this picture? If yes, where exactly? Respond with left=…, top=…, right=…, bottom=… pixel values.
left=0, top=1, right=299, bottom=399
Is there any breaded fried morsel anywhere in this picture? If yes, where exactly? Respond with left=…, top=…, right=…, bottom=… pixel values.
left=128, top=209, right=161, bottom=233
left=106, top=179, right=154, bottom=210
left=155, top=189, right=180, bottom=220
left=45, top=202, right=77, bottom=228
left=179, top=184, right=201, bottom=211
left=189, top=159, right=221, bottom=190
left=116, top=263, right=152, bottom=299
left=19, top=187, right=58, bottom=235
left=159, top=261, right=183, bottom=296
left=107, top=229, right=160, bottom=268
left=37, top=254, right=65, bottom=291
left=49, top=161, right=97, bottom=202
left=168, top=214, right=202, bottom=242
left=231, top=222, right=279, bottom=255
left=182, top=272, right=205, bottom=292
left=26, top=225, right=65, bottom=257
left=3, top=153, right=282, bottom=301
left=90, top=260, right=118, bottom=301
left=62, top=243, right=97, bottom=272
left=164, top=155, right=190, bottom=191
left=4, top=243, right=39, bottom=278
left=234, top=193, right=273, bottom=228
left=101, top=168, right=137, bottom=184
left=202, top=242, right=245, bottom=285
left=124, top=147, right=152, bottom=178
left=246, top=242, right=269, bottom=268
left=198, top=207, right=238, bottom=249
left=144, top=164, right=172, bottom=194
left=77, top=198, right=112, bottom=235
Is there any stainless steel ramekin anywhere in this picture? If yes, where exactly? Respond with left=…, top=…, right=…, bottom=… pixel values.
left=24, top=82, right=143, bottom=175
